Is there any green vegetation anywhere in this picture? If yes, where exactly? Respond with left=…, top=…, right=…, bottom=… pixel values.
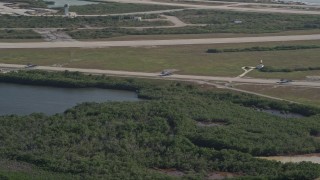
left=167, top=9, right=320, bottom=33
left=260, top=66, right=320, bottom=73
left=66, top=2, right=180, bottom=15
left=0, top=30, right=41, bottom=39
left=66, top=9, right=320, bottom=39
left=66, top=27, right=232, bottom=39
left=0, top=70, right=319, bottom=179
left=0, top=159, right=79, bottom=180
left=0, top=15, right=168, bottom=28
left=207, top=45, right=320, bottom=53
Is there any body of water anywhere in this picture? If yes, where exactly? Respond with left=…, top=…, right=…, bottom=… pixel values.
left=44, top=0, right=98, bottom=8
left=0, top=83, right=139, bottom=115
left=256, top=109, right=305, bottom=118
left=282, top=0, right=320, bottom=5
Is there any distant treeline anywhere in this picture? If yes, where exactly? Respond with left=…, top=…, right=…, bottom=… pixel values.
left=260, top=66, right=320, bottom=72
left=0, top=15, right=167, bottom=28
left=206, top=45, right=320, bottom=53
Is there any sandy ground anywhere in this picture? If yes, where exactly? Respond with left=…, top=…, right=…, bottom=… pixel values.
left=259, top=154, right=320, bottom=164
left=0, top=34, right=320, bottom=48
left=0, top=2, right=29, bottom=15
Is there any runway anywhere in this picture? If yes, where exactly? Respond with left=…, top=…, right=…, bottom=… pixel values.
left=1, top=34, right=320, bottom=48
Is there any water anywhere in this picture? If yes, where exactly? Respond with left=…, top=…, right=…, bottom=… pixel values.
left=282, top=0, right=320, bottom=5
left=44, top=0, right=98, bottom=8
left=0, top=83, right=139, bottom=115
left=257, top=109, right=305, bottom=118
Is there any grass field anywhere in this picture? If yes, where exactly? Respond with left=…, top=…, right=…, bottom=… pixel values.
left=0, top=40, right=319, bottom=79
left=234, top=84, right=320, bottom=107
left=101, top=29, right=320, bottom=41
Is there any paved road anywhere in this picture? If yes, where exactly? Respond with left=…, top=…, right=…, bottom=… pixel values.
left=1, top=63, right=319, bottom=88
left=1, top=34, right=320, bottom=48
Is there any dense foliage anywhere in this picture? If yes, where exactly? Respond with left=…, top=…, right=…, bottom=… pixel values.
left=0, top=70, right=319, bottom=179
left=65, top=2, right=180, bottom=15
left=167, top=10, right=320, bottom=33
left=0, top=29, right=41, bottom=39
left=64, top=9, right=320, bottom=39
left=260, top=66, right=320, bottom=73
left=206, top=45, right=320, bottom=53
left=0, top=15, right=168, bottom=28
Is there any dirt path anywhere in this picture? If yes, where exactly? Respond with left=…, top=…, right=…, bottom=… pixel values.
left=1, top=34, right=320, bottom=48
left=237, top=66, right=255, bottom=78
left=161, top=15, right=206, bottom=27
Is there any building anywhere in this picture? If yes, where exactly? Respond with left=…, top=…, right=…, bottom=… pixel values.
left=133, top=16, right=142, bottom=21
left=64, top=4, right=69, bottom=16
left=256, top=60, right=264, bottom=69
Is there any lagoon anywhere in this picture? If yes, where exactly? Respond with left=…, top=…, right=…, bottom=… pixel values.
left=0, top=83, right=139, bottom=115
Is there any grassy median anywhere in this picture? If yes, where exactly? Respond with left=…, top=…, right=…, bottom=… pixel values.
left=0, top=40, right=319, bottom=79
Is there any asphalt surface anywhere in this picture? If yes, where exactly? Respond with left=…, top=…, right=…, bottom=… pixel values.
left=1, top=63, right=319, bottom=88
left=1, top=34, right=320, bottom=48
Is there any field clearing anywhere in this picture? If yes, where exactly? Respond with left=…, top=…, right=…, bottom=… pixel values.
left=234, top=84, right=320, bottom=107
left=0, top=40, right=319, bottom=79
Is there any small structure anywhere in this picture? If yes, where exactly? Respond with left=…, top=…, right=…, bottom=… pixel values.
left=64, top=4, right=69, bottom=17
left=256, top=59, right=264, bottom=69
left=133, top=16, right=142, bottom=21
